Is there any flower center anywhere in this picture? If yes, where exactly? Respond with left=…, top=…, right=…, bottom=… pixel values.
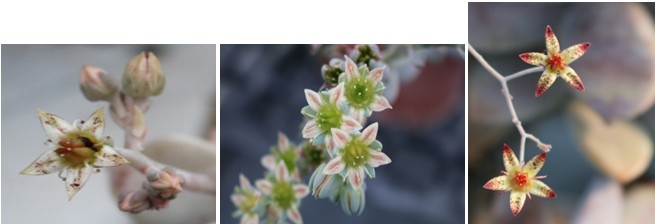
left=546, top=53, right=565, bottom=72
left=341, top=138, right=370, bottom=168
left=271, top=181, right=294, bottom=210
left=55, top=131, right=102, bottom=167
left=240, top=191, right=259, bottom=213
left=345, top=76, right=375, bottom=109
left=511, top=170, right=530, bottom=191
left=316, top=103, right=343, bottom=133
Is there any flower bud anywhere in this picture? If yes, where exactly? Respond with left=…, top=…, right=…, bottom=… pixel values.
left=339, top=184, right=366, bottom=216
left=308, top=163, right=342, bottom=202
left=122, top=51, right=166, bottom=97
left=79, top=65, right=118, bottom=101
left=321, top=58, right=344, bottom=88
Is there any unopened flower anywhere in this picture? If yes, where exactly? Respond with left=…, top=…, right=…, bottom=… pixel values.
left=261, top=132, right=302, bottom=180
left=308, top=163, right=342, bottom=202
left=256, top=162, right=309, bottom=224
left=301, top=83, right=362, bottom=153
left=323, top=123, right=391, bottom=190
left=341, top=56, right=392, bottom=122
left=122, top=51, right=166, bottom=97
left=321, top=58, right=344, bottom=88
left=519, top=25, right=591, bottom=97
left=146, top=168, right=184, bottom=199
left=79, top=65, right=118, bottom=101
left=232, top=174, right=262, bottom=224
left=349, top=44, right=381, bottom=66
left=483, top=144, right=557, bottom=216
left=339, top=184, right=366, bottom=216
left=21, top=108, right=129, bottom=200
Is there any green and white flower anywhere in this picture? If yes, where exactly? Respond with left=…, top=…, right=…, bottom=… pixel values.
left=232, top=174, right=262, bottom=224
left=261, top=132, right=302, bottom=180
left=341, top=56, right=392, bottom=122
left=256, top=162, right=309, bottom=224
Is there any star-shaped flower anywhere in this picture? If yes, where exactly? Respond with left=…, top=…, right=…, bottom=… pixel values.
left=341, top=56, right=392, bottom=122
left=261, top=132, right=302, bottom=180
left=519, top=25, right=591, bottom=97
left=483, top=144, right=556, bottom=216
left=232, top=174, right=262, bottom=224
left=21, top=108, right=129, bottom=200
left=301, top=83, right=362, bottom=153
left=323, top=123, right=392, bottom=190
left=256, top=162, right=309, bottom=224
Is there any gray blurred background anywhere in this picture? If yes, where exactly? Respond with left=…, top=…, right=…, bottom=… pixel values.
left=1, top=45, right=216, bottom=223
left=220, top=45, right=465, bottom=223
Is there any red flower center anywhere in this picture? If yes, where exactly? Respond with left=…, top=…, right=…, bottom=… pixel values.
left=546, top=53, right=565, bottom=72
left=512, top=170, right=530, bottom=190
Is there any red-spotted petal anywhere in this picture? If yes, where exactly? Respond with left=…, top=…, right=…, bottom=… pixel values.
left=503, top=144, right=520, bottom=173
left=81, top=108, right=105, bottom=138
left=331, top=128, right=352, bottom=149
left=535, top=70, right=557, bottom=97
left=323, top=156, right=345, bottom=175
left=340, top=115, right=362, bottom=132
left=20, top=150, right=64, bottom=175
left=302, top=120, right=320, bottom=139
left=510, top=191, right=527, bottom=216
left=37, top=109, right=74, bottom=141
left=371, top=95, right=392, bottom=112
left=528, top=180, right=557, bottom=198
left=65, top=165, right=94, bottom=200
left=524, top=152, right=546, bottom=178
left=278, top=132, right=290, bottom=151
left=559, top=66, right=585, bottom=91
left=255, top=179, right=272, bottom=195
left=344, top=56, right=359, bottom=80
left=483, top=175, right=510, bottom=191
left=562, top=42, right=591, bottom=64
left=304, top=89, right=323, bottom=111
left=293, top=184, right=309, bottom=199
left=287, top=205, right=303, bottom=224
left=348, top=167, right=365, bottom=190
left=239, top=173, right=252, bottom=191
left=519, top=52, right=547, bottom=66
left=275, top=161, right=290, bottom=181
left=92, top=145, right=128, bottom=167
left=367, top=150, right=391, bottom=167
left=369, top=67, right=384, bottom=85
left=360, top=122, right=378, bottom=145
left=545, top=25, right=560, bottom=53
left=330, top=83, right=345, bottom=104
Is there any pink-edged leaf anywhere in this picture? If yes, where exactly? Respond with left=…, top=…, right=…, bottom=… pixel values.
left=483, top=175, right=510, bottom=191
left=344, top=56, right=359, bottom=80
left=323, top=156, right=345, bottom=175
left=371, top=95, right=392, bottom=112
left=535, top=70, right=557, bottom=97
left=525, top=153, right=546, bottom=178
left=92, top=145, right=129, bottom=167
left=367, top=150, right=391, bottom=168
left=562, top=42, right=591, bottom=64
left=293, top=184, right=309, bottom=199
left=340, top=115, right=362, bottom=132
left=510, top=191, right=527, bottom=216
left=239, top=173, right=252, bottom=190
left=65, top=165, right=94, bottom=200
left=287, top=205, right=303, bottom=224
left=275, top=161, right=290, bottom=181
left=304, top=89, right=322, bottom=111
left=255, top=179, right=272, bottom=195
left=302, top=120, right=320, bottom=139
left=330, top=128, right=352, bottom=149
left=545, top=25, right=560, bottom=53
left=502, top=144, right=520, bottom=173
left=330, top=83, right=345, bottom=104
left=360, top=122, right=379, bottom=145
left=348, top=167, right=365, bottom=190
left=369, top=67, right=384, bottom=85
left=519, top=52, right=547, bottom=66
left=277, top=132, right=290, bottom=151
left=81, top=107, right=105, bottom=138
left=37, top=109, right=74, bottom=141
left=260, top=155, right=276, bottom=170
left=528, top=179, right=557, bottom=198
left=560, top=66, right=585, bottom=91
left=20, top=150, right=64, bottom=175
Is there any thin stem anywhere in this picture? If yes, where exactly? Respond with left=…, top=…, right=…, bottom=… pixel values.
left=468, top=44, right=552, bottom=162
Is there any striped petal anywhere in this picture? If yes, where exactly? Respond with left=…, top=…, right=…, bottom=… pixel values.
left=545, top=25, right=560, bottom=53
left=483, top=175, right=510, bottom=191
left=519, top=52, right=547, bottom=66
left=367, top=150, right=391, bottom=168
left=562, top=42, right=591, bottom=64
left=239, top=173, right=252, bottom=191
left=37, top=109, right=74, bottom=141
left=255, top=180, right=272, bottom=195
left=535, top=69, right=557, bottom=97
left=559, top=66, right=585, bottom=91
left=81, top=108, right=105, bottom=138
left=277, top=132, right=290, bottom=151
left=275, top=161, right=290, bottom=181
left=344, top=56, right=359, bottom=80
left=330, top=83, right=345, bottom=104
left=528, top=180, right=557, bottom=198
left=340, top=115, right=362, bottom=132
left=20, top=150, right=64, bottom=175
left=360, top=122, right=378, bottom=145
left=524, top=153, right=546, bottom=178
left=65, top=165, right=94, bottom=200
left=323, top=156, right=345, bottom=175
left=301, top=120, right=320, bottom=139
left=369, top=67, right=384, bottom=85
left=331, top=128, right=352, bottom=149
left=293, top=184, right=309, bottom=199
left=287, top=205, right=303, bottom=224
left=304, top=89, right=323, bottom=111
left=325, top=134, right=335, bottom=157
left=261, top=154, right=276, bottom=170
left=510, top=191, right=527, bottom=216
left=502, top=144, right=520, bottom=173
left=371, top=95, right=392, bottom=112
left=348, top=167, right=365, bottom=190
left=231, top=194, right=244, bottom=206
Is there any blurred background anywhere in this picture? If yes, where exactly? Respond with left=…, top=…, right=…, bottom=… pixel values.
left=220, top=44, right=464, bottom=223
left=469, top=3, right=655, bottom=223
left=1, top=45, right=216, bottom=223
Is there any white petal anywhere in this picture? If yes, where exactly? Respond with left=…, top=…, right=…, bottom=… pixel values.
left=371, top=95, right=392, bottom=112
left=37, top=109, right=74, bottom=141
left=260, top=155, right=276, bottom=170
left=231, top=194, right=244, bottom=206
left=348, top=167, right=365, bottom=190
left=275, top=161, right=290, bottom=181
left=65, top=165, right=94, bottom=200
left=92, top=145, right=129, bottom=167
left=330, top=83, right=345, bottom=104
left=367, top=151, right=391, bottom=167
left=349, top=108, right=366, bottom=124
left=20, top=150, right=64, bottom=175
left=293, top=184, right=309, bottom=199
left=325, top=134, right=335, bottom=157
left=304, top=89, right=322, bottom=111
left=340, top=115, right=363, bottom=132
left=369, top=67, right=384, bottom=85
left=80, top=108, right=105, bottom=138
left=301, top=120, right=320, bottom=139
left=277, top=132, right=290, bottom=150
left=287, top=205, right=303, bottom=224
left=330, top=128, right=352, bottom=149
left=239, top=173, right=252, bottom=190
left=360, top=122, right=378, bottom=145
left=241, top=214, right=259, bottom=224
left=344, top=56, right=359, bottom=80
left=255, top=180, right=272, bottom=195
left=323, top=156, right=345, bottom=175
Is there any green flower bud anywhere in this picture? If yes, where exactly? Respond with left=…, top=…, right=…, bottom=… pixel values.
left=122, top=51, right=166, bottom=97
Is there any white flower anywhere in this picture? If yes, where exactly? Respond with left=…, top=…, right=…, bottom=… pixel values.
left=232, top=174, right=262, bottom=224
left=256, top=162, right=309, bottom=224
left=260, top=132, right=302, bottom=180
left=340, top=56, right=392, bottom=122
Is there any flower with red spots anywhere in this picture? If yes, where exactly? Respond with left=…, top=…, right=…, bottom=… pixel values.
left=519, top=25, right=591, bottom=97
left=21, top=108, right=128, bottom=200
left=483, top=144, right=556, bottom=216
